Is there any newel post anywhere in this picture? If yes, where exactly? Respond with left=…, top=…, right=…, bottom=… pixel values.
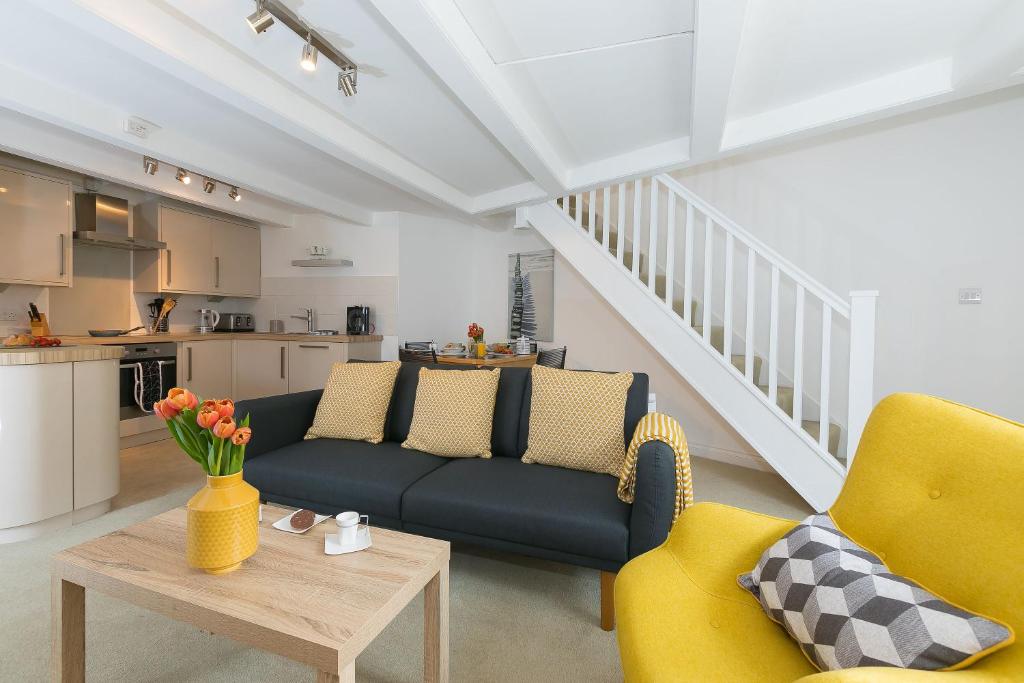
left=846, top=290, right=878, bottom=465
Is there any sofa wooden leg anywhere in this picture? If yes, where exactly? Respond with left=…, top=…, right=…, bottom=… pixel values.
left=600, top=571, right=616, bottom=631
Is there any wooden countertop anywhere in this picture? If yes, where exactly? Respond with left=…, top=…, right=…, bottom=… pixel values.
left=55, top=333, right=384, bottom=345
left=0, top=344, right=124, bottom=366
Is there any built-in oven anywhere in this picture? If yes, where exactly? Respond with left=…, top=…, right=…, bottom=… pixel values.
left=119, top=342, right=177, bottom=421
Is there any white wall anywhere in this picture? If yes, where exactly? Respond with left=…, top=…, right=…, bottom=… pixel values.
left=673, top=86, right=1024, bottom=422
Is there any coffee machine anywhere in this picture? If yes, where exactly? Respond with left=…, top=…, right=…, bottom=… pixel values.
left=346, top=306, right=371, bottom=335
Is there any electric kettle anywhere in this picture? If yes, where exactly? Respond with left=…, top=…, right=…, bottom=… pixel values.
left=197, top=308, right=220, bottom=334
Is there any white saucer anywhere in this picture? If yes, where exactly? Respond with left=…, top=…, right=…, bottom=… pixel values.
left=272, top=510, right=330, bottom=534
left=324, top=526, right=373, bottom=555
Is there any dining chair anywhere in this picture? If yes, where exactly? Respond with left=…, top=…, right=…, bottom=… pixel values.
left=536, top=346, right=567, bottom=369
left=404, top=341, right=434, bottom=350
left=399, top=347, right=437, bottom=364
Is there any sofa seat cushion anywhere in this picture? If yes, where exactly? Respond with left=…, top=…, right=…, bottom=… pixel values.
left=244, top=440, right=447, bottom=520
left=402, top=457, right=632, bottom=563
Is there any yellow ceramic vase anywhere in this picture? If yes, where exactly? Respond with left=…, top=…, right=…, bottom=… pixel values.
left=186, top=471, right=259, bottom=575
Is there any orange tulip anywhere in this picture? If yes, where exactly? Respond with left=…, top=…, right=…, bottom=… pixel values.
left=214, top=399, right=235, bottom=419
left=152, top=399, right=179, bottom=420
left=231, top=426, right=252, bottom=446
left=196, top=406, right=220, bottom=429
left=212, top=416, right=236, bottom=439
left=166, top=387, right=198, bottom=411
left=199, top=399, right=217, bottom=412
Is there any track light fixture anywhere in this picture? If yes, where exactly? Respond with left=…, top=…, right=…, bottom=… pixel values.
left=300, top=33, right=318, bottom=71
left=338, top=67, right=357, bottom=96
left=246, top=0, right=274, bottom=34
left=143, top=155, right=241, bottom=202
left=246, top=0, right=358, bottom=96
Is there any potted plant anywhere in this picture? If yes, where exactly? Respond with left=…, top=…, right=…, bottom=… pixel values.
left=467, top=322, right=486, bottom=358
left=154, top=388, right=259, bottom=574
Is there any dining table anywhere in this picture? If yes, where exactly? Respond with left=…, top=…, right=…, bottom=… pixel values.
left=434, top=353, right=537, bottom=368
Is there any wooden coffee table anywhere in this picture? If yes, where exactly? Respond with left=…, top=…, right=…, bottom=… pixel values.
left=51, top=504, right=450, bottom=682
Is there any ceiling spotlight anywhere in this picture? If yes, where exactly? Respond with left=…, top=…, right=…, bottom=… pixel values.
left=176, top=168, right=191, bottom=185
left=246, top=0, right=274, bottom=34
left=300, top=33, right=318, bottom=71
left=338, top=67, right=357, bottom=96
left=143, top=156, right=159, bottom=175
left=228, top=186, right=241, bottom=202
left=202, top=178, right=216, bottom=194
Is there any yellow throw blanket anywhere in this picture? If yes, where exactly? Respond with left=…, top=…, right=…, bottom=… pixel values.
left=617, top=412, right=693, bottom=522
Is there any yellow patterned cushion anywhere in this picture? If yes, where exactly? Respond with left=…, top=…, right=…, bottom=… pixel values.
left=402, top=368, right=501, bottom=458
left=305, top=361, right=400, bottom=443
left=522, top=365, right=634, bottom=476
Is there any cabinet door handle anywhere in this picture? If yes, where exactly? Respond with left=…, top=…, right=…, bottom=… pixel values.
left=166, top=250, right=172, bottom=286
left=280, top=346, right=286, bottom=379
left=187, top=346, right=193, bottom=382
left=298, top=344, right=330, bottom=349
left=59, top=233, right=65, bottom=276
left=215, top=256, right=220, bottom=288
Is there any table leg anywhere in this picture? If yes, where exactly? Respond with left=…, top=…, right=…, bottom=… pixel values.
left=51, top=576, right=85, bottom=683
left=424, top=566, right=449, bottom=683
left=317, top=661, right=354, bottom=683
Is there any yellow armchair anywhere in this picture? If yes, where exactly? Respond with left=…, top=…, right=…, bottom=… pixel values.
left=615, top=394, right=1023, bottom=681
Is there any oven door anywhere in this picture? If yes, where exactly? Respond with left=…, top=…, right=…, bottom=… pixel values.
left=119, top=358, right=176, bottom=421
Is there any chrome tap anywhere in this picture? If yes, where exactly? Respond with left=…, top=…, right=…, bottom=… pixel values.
left=292, top=308, right=315, bottom=333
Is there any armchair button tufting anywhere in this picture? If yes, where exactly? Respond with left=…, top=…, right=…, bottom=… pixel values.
left=878, top=551, right=886, bottom=560
left=709, top=618, right=721, bottom=629
left=929, top=489, right=941, bottom=499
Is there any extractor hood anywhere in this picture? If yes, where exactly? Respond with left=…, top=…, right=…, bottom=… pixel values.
left=73, top=193, right=166, bottom=250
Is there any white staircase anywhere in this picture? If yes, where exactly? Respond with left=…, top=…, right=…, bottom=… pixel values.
left=521, top=174, right=877, bottom=511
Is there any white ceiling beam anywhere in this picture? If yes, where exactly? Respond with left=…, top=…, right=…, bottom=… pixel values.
left=688, top=0, right=749, bottom=161
left=31, top=0, right=475, bottom=214
left=471, top=181, right=548, bottom=215
left=952, top=1, right=1024, bottom=90
left=367, top=0, right=568, bottom=195
left=0, top=60, right=373, bottom=226
left=568, top=136, right=690, bottom=193
left=721, top=59, right=954, bottom=152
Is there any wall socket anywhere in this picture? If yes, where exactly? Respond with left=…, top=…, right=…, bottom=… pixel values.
left=958, top=288, right=982, bottom=305
left=1, top=310, right=19, bottom=321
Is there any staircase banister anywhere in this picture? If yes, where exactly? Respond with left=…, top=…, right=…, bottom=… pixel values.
left=655, top=174, right=851, bottom=318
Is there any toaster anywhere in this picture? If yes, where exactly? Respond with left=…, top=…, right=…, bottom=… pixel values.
left=215, top=313, right=255, bottom=332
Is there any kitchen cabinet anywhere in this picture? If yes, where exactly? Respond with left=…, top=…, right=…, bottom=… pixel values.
left=0, top=165, right=72, bottom=287
left=288, top=341, right=347, bottom=393
left=180, top=340, right=234, bottom=400
left=73, top=360, right=120, bottom=513
left=234, top=340, right=288, bottom=400
left=134, top=202, right=260, bottom=297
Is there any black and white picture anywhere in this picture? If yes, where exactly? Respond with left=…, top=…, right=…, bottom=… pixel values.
left=508, top=249, right=554, bottom=342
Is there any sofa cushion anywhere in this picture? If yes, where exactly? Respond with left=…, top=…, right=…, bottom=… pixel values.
left=403, top=367, right=501, bottom=458
left=305, top=361, right=400, bottom=443
left=402, top=457, right=632, bottom=563
left=243, top=439, right=447, bottom=520
left=386, top=363, right=527, bottom=459
left=517, top=370, right=649, bottom=458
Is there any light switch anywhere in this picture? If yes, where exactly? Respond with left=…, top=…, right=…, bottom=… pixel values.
left=958, top=288, right=982, bottom=305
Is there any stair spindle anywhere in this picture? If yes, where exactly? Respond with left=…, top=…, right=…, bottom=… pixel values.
left=631, top=181, right=642, bottom=278
left=793, top=284, right=805, bottom=424
left=745, top=247, right=756, bottom=382
left=602, top=188, right=611, bottom=251
left=701, top=215, right=714, bottom=344
left=648, top=180, right=659, bottom=290
left=819, top=305, right=832, bottom=454
left=768, top=264, right=780, bottom=405
left=683, top=203, right=694, bottom=325
left=723, top=232, right=734, bottom=361
left=664, top=193, right=675, bottom=308
left=574, top=193, right=583, bottom=229
left=616, top=183, right=626, bottom=265
left=588, top=190, right=597, bottom=239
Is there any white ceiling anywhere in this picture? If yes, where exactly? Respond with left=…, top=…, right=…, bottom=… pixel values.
left=0, top=0, right=1021, bottom=227
left=728, top=0, right=1007, bottom=120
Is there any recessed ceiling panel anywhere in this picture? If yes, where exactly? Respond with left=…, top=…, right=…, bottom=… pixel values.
left=455, top=0, right=694, bottom=63
left=500, top=34, right=692, bottom=166
left=729, top=0, right=1005, bottom=120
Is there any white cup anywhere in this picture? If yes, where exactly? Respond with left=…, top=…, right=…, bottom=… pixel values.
left=335, top=511, right=368, bottom=546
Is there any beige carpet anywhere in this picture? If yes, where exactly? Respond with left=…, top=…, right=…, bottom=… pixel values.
left=0, top=457, right=809, bottom=682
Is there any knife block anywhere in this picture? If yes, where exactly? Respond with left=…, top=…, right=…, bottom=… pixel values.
left=30, top=313, right=51, bottom=337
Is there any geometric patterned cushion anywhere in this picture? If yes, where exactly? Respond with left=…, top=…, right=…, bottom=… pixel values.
left=739, top=513, right=1014, bottom=672
left=305, top=361, right=400, bottom=444
left=402, top=367, right=500, bottom=458
left=521, top=365, right=634, bottom=476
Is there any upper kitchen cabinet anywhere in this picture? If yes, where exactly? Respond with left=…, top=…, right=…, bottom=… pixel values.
left=134, top=202, right=260, bottom=297
left=0, top=165, right=72, bottom=287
